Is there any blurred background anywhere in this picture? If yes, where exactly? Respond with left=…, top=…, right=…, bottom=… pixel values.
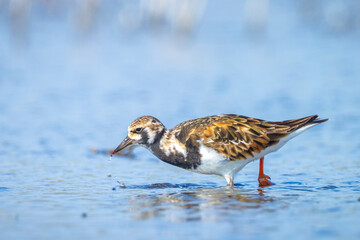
left=1, top=0, right=360, bottom=147
left=1, top=1, right=360, bottom=240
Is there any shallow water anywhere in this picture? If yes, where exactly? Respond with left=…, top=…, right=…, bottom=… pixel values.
left=1, top=1, right=360, bottom=240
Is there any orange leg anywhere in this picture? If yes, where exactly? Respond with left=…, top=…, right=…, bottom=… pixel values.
left=258, top=157, right=273, bottom=187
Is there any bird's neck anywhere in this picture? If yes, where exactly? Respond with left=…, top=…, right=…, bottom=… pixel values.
left=145, top=128, right=169, bottom=160
left=145, top=129, right=193, bottom=169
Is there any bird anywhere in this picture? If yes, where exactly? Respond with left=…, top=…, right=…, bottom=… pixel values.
left=111, top=114, right=328, bottom=187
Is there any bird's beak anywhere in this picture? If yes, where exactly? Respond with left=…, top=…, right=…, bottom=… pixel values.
left=111, top=136, right=133, bottom=156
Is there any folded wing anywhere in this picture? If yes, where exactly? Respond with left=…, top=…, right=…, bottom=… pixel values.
left=178, top=114, right=326, bottom=161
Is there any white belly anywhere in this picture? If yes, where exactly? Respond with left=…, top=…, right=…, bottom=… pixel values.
left=193, top=143, right=254, bottom=176
left=193, top=136, right=292, bottom=177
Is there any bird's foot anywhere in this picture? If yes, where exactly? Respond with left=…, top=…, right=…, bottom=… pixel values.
left=258, top=174, right=273, bottom=187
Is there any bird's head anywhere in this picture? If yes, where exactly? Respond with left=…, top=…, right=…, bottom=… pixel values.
left=111, top=116, right=165, bottom=156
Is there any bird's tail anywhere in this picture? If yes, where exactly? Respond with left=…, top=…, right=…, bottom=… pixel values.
left=271, top=115, right=328, bottom=131
left=265, top=115, right=328, bottom=146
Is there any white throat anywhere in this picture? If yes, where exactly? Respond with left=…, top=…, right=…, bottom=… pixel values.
left=145, top=129, right=157, bottom=144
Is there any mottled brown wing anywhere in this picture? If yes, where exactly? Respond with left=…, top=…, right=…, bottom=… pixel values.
left=175, top=114, right=324, bottom=161
left=198, top=116, right=281, bottom=160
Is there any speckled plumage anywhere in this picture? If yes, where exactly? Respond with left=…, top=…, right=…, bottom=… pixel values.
left=112, top=114, right=327, bottom=186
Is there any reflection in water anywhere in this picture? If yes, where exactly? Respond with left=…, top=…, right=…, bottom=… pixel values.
left=123, top=184, right=278, bottom=221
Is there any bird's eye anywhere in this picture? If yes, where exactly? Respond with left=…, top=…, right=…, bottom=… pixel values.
left=135, top=128, right=143, bottom=133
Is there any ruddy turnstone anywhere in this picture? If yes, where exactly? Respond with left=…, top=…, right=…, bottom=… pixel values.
left=112, top=114, right=327, bottom=187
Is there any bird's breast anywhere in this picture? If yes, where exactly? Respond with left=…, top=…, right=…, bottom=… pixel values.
left=159, top=132, right=187, bottom=158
